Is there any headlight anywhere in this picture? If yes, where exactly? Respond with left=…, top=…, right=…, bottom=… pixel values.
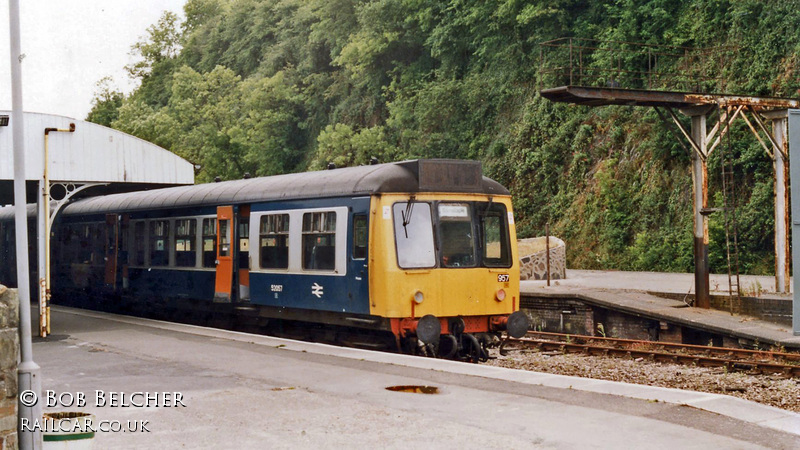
left=413, top=290, right=424, bottom=304
left=495, top=289, right=506, bottom=302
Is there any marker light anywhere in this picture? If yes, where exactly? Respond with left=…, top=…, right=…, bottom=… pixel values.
left=413, top=290, right=424, bottom=304
left=495, top=289, right=506, bottom=302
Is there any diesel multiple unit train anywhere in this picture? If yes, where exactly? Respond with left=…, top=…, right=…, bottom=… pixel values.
left=0, top=159, right=528, bottom=360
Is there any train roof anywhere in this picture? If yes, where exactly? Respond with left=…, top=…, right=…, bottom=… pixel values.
left=0, top=203, right=36, bottom=221
left=0, top=159, right=508, bottom=219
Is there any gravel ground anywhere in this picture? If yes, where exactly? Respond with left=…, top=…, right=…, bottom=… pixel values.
left=487, top=348, right=800, bottom=412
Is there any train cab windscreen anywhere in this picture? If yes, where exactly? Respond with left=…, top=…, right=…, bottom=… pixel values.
left=393, top=201, right=512, bottom=269
left=393, top=202, right=436, bottom=268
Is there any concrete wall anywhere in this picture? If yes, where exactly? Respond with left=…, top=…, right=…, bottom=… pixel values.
left=0, top=286, right=18, bottom=450
left=518, top=237, right=566, bottom=281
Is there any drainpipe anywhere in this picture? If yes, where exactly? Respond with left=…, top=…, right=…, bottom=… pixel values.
left=40, top=124, right=75, bottom=337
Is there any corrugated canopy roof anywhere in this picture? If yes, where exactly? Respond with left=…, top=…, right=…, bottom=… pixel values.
left=0, top=111, right=195, bottom=205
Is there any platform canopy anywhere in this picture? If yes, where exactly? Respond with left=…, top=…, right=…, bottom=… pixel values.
left=0, top=111, right=194, bottom=205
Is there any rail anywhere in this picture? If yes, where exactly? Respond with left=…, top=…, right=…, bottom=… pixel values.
left=500, top=330, right=800, bottom=377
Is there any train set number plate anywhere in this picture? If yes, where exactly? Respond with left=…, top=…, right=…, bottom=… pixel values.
left=497, top=274, right=510, bottom=282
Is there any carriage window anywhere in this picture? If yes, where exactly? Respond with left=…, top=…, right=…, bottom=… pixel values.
left=133, top=222, right=145, bottom=265
left=302, top=212, right=336, bottom=271
left=57, top=224, right=79, bottom=265
left=393, top=202, right=435, bottom=268
left=352, top=215, right=367, bottom=259
left=90, top=224, right=104, bottom=265
left=66, top=225, right=78, bottom=263
left=78, top=224, right=102, bottom=264
left=149, top=220, right=169, bottom=266
left=175, top=219, right=197, bottom=267
left=438, top=203, right=475, bottom=268
left=119, top=218, right=130, bottom=267
left=202, top=218, right=216, bottom=268
left=260, top=214, right=289, bottom=269
left=481, top=204, right=511, bottom=267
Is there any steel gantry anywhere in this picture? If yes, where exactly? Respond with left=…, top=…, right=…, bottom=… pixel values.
left=540, top=86, right=798, bottom=309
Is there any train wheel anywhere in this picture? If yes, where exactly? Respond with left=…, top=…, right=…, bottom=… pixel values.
left=461, top=333, right=488, bottom=363
left=438, top=334, right=458, bottom=359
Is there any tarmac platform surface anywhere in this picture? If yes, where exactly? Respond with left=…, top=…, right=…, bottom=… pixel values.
left=521, top=270, right=800, bottom=349
left=31, top=305, right=800, bottom=449
left=523, top=269, right=789, bottom=296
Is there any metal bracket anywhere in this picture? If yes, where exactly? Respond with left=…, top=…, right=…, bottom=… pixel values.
left=747, top=105, right=786, bottom=160
left=48, top=182, right=108, bottom=226
left=653, top=107, right=692, bottom=158
left=738, top=108, right=775, bottom=159
left=665, top=107, right=706, bottom=160
left=707, top=105, right=744, bottom=156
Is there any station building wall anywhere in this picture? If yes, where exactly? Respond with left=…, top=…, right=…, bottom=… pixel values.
left=0, top=286, right=17, bottom=450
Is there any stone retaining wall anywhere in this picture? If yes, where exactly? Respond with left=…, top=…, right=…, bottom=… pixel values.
left=0, top=286, right=18, bottom=450
left=518, top=237, right=566, bottom=281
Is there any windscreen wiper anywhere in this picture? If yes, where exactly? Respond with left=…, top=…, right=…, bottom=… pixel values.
left=401, top=196, right=415, bottom=238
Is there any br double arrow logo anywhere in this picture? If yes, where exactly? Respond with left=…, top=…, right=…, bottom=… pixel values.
left=311, top=282, right=324, bottom=298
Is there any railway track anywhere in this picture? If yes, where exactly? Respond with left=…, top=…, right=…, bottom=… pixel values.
left=500, top=331, right=800, bottom=378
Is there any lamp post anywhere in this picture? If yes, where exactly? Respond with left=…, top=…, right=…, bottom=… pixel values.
left=9, top=0, right=43, bottom=448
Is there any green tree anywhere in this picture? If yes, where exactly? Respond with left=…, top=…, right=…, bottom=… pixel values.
left=309, top=123, right=402, bottom=170
left=126, top=11, right=182, bottom=79
left=126, top=11, right=183, bottom=108
left=86, top=77, right=124, bottom=126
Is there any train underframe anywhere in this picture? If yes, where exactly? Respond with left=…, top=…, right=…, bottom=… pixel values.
left=52, top=290, right=526, bottom=362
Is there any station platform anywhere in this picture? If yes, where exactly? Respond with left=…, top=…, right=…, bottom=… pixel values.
left=521, top=270, right=800, bottom=350
left=523, top=269, right=791, bottom=297
left=32, top=305, right=800, bottom=448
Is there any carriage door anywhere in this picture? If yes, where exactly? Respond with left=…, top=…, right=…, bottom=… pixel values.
left=119, top=214, right=130, bottom=290
left=237, top=206, right=251, bottom=302
left=348, top=213, right=369, bottom=309
left=104, top=214, right=119, bottom=291
left=214, top=206, right=234, bottom=302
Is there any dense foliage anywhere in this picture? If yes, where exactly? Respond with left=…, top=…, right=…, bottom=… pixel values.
left=89, top=0, right=800, bottom=275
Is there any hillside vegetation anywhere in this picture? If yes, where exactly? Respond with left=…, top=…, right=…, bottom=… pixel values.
left=88, top=0, right=800, bottom=275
